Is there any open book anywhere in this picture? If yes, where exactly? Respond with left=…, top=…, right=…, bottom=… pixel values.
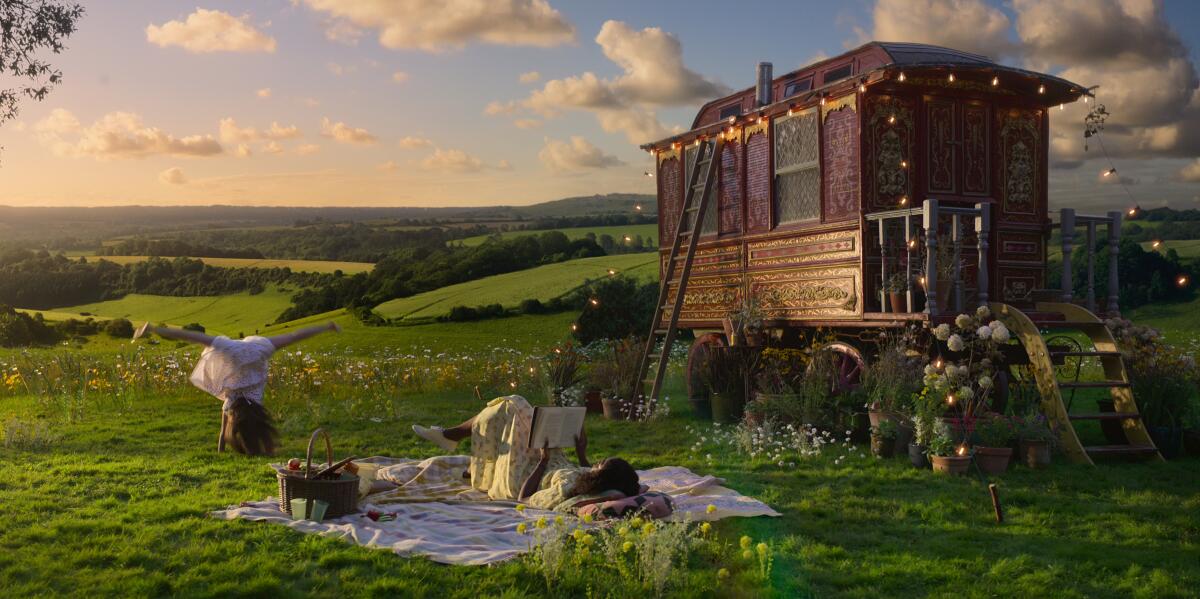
left=527, top=406, right=587, bottom=449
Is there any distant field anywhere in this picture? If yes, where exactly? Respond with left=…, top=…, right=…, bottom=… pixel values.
left=83, top=256, right=374, bottom=274
left=1139, top=239, right=1200, bottom=260
left=374, top=253, right=658, bottom=321
left=455, top=223, right=659, bottom=247
left=22, top=286, right=297, bottom=336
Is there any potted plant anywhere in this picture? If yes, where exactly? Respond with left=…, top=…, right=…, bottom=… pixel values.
left=870, top=419, right=898, bottom=458
left=972, top=413, right=1015, bottom=474
left=883, top=272, right=908, bottom=313
left=702, top=346, right=760, bottom=424
left=542, top=343, right=585, bottom=408
left=909, top=387, right=942, bottom=469
left=1106, top=317, right=1197, bottom=458
left=1014, top=411, right=1056, bottom=469
left=928, top=424, right=969, bottom=475
left=723, top=297, right=766, bottom=347
left=590, top=337, right=644, bottom=420
left=861, top=332, right=922, bottom=429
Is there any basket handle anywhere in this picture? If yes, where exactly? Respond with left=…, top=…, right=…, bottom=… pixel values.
left=304, top=428, right=334, bottom=480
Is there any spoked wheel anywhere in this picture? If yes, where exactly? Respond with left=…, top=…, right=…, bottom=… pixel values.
left=686, top=332, right=727, bottom=399
left=810, top=341, right=866, bottom=394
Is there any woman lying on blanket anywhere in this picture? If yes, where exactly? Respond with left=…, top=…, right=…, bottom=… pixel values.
left=412, top=395, right=640, bottom=510
left=133, top=321, right=340, bottom=456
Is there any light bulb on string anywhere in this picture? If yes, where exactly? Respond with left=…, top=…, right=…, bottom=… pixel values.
left=956, top=445, right=968, bottom=457
left=1059, top=104, right=1065, bottom=111
left=1179, top=275, right=1191, bottom=288
left=1038, top=83, right=1046, bottom=94
left=1151, top=240, right=1162, bottom=250
left=907, top=238, right=917, bottom=249
left=900, top=160, right=908, bottom=169
left=634, top=204, right=642, bottom=211
left=859, top=82, right=866, bottom=93
left=948, top=73, right=955, bottom=83
left=570, top=323, right=579, bottom=332
left=898, top=72, right=906, bottom=82
left=947, top=394, right=956, bottom=406
left=888, top=114, right=896, bottom=125
left=991, top=75, right=999, bottom=87
left=919, top=276, right=927, bottom=287
left=899, top=196, right=909, bottom=206
left=1128, top=205, right=1140, bottom=218
left=1103, top=168, right=1116, bottom=177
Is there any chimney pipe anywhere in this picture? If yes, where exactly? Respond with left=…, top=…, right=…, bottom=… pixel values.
left=756, top=62, right=773, bottom=107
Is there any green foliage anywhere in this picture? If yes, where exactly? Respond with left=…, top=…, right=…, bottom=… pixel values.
left=1071, top=238, right=1195, bottom=310
left=570, top=275, right=657, bottom=345
left=102, top=318, right=133, bottom=338
left=973, top=414, right=1015, bottom=447
left=0, top=0, right=85, bottom=127
left=96, top=239, right=263, bottom=259
left=587, top=337, right=643, bottom=401
left=870, top=419, right=898, bottom=440
left=1107, top=317, right=1199, bottom=429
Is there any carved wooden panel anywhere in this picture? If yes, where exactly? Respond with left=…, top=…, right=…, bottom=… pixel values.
left=926, top=99, right=957, bottom=194
left=662, top=273, right=744, bottom=324
left=998, top=231, right=1043, bottom=262
left=662, top=244, right=741, bottom=275
left=718, top=133, right=743, bottom=235
left=999, top=266, right=1042, bottom=303
left=747, top=229, right=860, bottom=268
left=748, top=265, right=861, bottom=319
left=864, top=95, right=915, bottom=209
left=657, top=155, right=681, bottom=245
left=963, top=104, right=989, bottom=195
left=822, top=95, right=859, bottom=222
left=997, top=108, right=1041, bottom=223
left=745, top=128, right=771, bottom=232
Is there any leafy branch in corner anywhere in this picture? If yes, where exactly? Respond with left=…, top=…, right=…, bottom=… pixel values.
left=0, top=0, right=85, bottom=128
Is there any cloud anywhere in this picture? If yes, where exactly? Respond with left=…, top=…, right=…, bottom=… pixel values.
left=398, top=136, right=433, bottom=149
left=146, top=9, right=277, bottom=53
left=514, top=118, right=542, bottom=129
left=539, top=136, right=624, bottom=172
left=321, top=117, right=377, bottom=144
left=419, top=148, right=487, bottom=173
left=159, top=167, right=187, bottom=185
left=1014, top=0, right=1187, bottom=69
left=300, top=97, right=321, bottom=108
left=323, top=20, right=364, bottom=45
left=298, top=0, right=575, bottom=52
left=35, top=110, right=222, bottom=160
left=491, top=21, right=722, bottom=144
left=235, top=144, right=252, bottom=158
left=218, top=118, right=303, bottom=146
left=1178, top=159, right=1200, bottom=183
left=392, top=71, right=409, bottom=84
left=327, top=61, right=355, bottom=76
left=377, top=160, right=399, bottom=172
left=519, top=71, right=541, bottom=83
left=296, top=143, right=321, bottom=155
left=863, top=0, right=1016, bottom=59
left=256, top=88, right=272, bottom=99
left=263, top=141, right=284, bottom=155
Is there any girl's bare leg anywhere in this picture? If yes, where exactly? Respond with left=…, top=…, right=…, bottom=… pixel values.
left=265, top=322, right=340, bottom=350
left=135, top=323, right=217, bottom=346
left=441, top=416, right=477, bottom=441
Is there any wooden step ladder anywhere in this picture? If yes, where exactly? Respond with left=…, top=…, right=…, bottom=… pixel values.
left=991, top=302, right=1163, bottom=465
left=635, top=136, right=723, bottom=403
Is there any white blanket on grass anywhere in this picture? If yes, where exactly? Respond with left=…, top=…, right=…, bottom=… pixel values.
left=211, top=455, right=779, bottom=566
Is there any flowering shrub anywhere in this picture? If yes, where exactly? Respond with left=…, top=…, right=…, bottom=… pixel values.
left=1105, top=317, right=1198, bottom=429
left=924, top=306, right=1009, bottom=433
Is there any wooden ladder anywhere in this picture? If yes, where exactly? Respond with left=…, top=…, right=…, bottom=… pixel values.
left=635, top=136, right=723, bottom=404
left=991, top=302, right=1163, bottom=465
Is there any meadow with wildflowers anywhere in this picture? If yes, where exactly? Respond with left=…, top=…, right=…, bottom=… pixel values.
left=1, top=310, right=1199, bottom=597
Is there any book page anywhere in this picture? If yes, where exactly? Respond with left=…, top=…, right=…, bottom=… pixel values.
left=529, top=407, right=586, bottom=448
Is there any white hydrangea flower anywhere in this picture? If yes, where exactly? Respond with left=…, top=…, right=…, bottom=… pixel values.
left=958, top=386, right=974, bottom=400
left=955, top=314, right=972, bottom=329
left=976, top=325, right=992, bottom=340
left=947, top=334, right=964, bottom=352
left=988, top=319, right=1002, bottom=330
left=992, top=325, right=1010, bottom=343
left=978, top=375, right=993, bottom=388
left=975, top=305, right=991, bottom=319
left=933, top=324, right=951, bottom=341
left=924, top=364, right=936, bottom=376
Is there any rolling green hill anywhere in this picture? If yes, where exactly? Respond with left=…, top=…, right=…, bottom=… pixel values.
left=82, top=256, right=374, bottom=274
left=374, top=253, right=658, bottom=321
left=455, top=223, right=659, bottom=247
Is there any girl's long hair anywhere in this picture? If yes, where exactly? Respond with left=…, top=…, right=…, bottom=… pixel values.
left=571, top=457, right=640, bottom=497
left=223, top=397, right=279, bottom=456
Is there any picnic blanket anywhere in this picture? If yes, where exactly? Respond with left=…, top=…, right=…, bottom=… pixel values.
left=211, top=455, right=779, bottom=566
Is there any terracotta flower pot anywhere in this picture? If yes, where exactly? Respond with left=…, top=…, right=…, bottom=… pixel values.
left=710, top=391, right=744, bottom=424
left=601, top=397, right=629, bottom=420
left=974, top=446, right=1012, bottom=475
left=931, top=454, right=970, bottom=475
left=908, top=443, right=930, bottom=469
left=888, top=291, right=906, bottom=313
left=893, top=421, right=914, bottom=455
left=1018, top=439, right=1052, bottom=469
left=871, top=434, right=896, bottom=458
left=584, top=390, right=603, bottom=414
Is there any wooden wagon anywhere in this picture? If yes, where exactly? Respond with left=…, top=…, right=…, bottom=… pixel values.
left=636, top=42, right=1160, bottom=463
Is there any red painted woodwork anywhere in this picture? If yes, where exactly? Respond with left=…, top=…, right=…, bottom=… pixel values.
left=745, top=130, right=771, bottom=232
left=718, top=138, right=743, bottom=235
left=822, top=104, right=859, bottom=222
left=863, top=94, right=916, bottom=210
left=658, top=156, right=681, bottom=242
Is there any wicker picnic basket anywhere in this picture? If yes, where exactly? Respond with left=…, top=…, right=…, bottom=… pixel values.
left=277, top=428, right=359, bottom=519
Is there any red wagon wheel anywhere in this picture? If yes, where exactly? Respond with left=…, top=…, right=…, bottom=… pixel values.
left=686, top=332, right=727, bottom=399
left=810, top=341, right=866, bottom=394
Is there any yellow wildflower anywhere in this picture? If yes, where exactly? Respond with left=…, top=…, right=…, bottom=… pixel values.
left=515, top=504, right=525, bottom=513
left=580, top=534, right=594, bottom=546
left=756, top=542, right=769, bottom=556
left=578, top=547, right=590, bottom=559
left=700, top=522, right=712, bottom=535
left=617, top=525, right=630, bottom=536
left=622, top=541, right=634, bottom=553
left=743, top=549, right=754, bottom=560
left=629, top=517, right=643, bottom=528
left=554, top=515, right=564, bottom=526
left=572, top=528, right=585, bottom=541
left=717, top=568, right=730, bottom=581
left=642, top=522, right=655, bottom=536
left=740, top=535, right=752, bottom=549
left=535, top=517, right=547, bottom=529
left=581, top=513, right=593, bottom=523
left=516, top=523, right=527, bottom=535
left=705, top=504, right=717, bottom=514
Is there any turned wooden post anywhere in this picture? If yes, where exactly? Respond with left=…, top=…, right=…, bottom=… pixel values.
left=951, top=213, right=963, bottom=313
left=878, top=218, right=889, bottom=312
left=923, top=199, right=940, bottom=316
left=1107, top=211, right=1122, bottom=316
left=1085, top=221, right=1097, bottom=313
left=975, top=202, right=990, bottom=307
left=1060, top=208, right=1075, bottom=302
left=904, top=214, right=914, bottom=313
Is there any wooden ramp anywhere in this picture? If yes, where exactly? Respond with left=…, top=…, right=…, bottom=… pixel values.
left=991, top=302, right=1163, bottom=465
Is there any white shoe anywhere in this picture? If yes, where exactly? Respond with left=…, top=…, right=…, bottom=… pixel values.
left=132, top=322, right=152, bottom=343
left=412, top=425, right=459, bottom=452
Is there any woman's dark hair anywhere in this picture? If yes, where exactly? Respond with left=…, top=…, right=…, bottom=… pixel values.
left=223, top=397, right=279, bottom=456
left=571, top=457, right=640, bottom=497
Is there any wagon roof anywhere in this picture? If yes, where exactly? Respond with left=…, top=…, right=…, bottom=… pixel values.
left=642, top=41, right=1088, bottom=150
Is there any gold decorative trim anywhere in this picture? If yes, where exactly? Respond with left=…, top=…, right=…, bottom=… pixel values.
left=821, top=93, right=856, bottom=121
left=656, top=148, right=679, bottom=164
left=743, top=118, right=769, bottom=139
left=747, top=230, right=860, bottom=267
left=748, top=265, right=861, bottom=317
left=906, top=76, right=1018, bottom=95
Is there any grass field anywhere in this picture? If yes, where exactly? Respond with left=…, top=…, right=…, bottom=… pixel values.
left=374, top=254, right=658, bottom=321
left=1, top=315, right=1198, bottom=597
left=455, top=223, right=659, bottom=247
left=79, top=255, right=374, bottom=274
left=23, top=286, right=298, bottom=337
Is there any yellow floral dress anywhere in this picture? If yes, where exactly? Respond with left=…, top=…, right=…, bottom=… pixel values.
left=469, top=395, right=589, bottom=509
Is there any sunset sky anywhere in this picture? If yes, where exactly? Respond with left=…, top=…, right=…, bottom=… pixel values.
left=1, top=0, right=1198, bottom=212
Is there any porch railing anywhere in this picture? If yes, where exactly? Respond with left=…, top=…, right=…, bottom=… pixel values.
left=1053, top=208, right=1121, bottom=316
left=865, top=199, right=991, bottom=317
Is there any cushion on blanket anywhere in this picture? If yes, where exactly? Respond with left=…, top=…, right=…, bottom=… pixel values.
left=576, top=491, right=673, bottom=520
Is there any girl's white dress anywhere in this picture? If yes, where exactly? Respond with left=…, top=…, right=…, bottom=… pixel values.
left=188, top=335, right=276, bottom=411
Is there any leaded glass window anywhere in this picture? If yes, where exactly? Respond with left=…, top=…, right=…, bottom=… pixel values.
left=773, top=107, right=820, bottom=225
